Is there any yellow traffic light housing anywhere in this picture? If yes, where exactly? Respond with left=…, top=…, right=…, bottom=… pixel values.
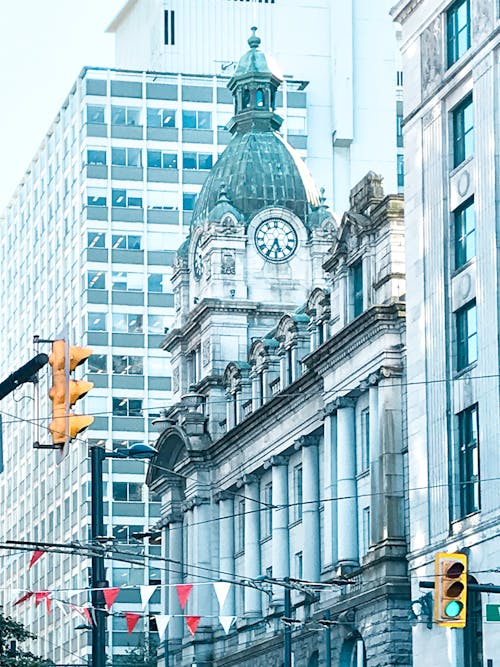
left=434, top=552, right=467, bottom=628
left=48, top=340, right=94, bottom=446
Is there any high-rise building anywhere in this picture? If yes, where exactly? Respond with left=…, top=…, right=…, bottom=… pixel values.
left=392, top=0, right=500, bottom=665
left=0, top=64, right=309, bottom=663
left=107, top=0, right=402, bottom=210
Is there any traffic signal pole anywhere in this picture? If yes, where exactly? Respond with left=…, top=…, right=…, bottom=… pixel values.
left=90, top=445, right=107, bottom=667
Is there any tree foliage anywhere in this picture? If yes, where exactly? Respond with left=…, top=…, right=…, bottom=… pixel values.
left=0, top=614, right=54, bottom=666
left=113, top=638, right=159, bottom=667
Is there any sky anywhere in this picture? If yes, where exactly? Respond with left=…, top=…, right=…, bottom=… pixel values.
left=0, top=0, right=124, bottom=210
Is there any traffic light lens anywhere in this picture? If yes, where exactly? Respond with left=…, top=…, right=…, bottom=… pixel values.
left=444, top=600, right=463, bottom=618
left=445, top=581, right=464, bottom=597
left=446, top=562, right=465, bottom=579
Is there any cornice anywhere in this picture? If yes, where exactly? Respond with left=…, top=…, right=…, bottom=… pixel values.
left=390, top=0, right=425, bottom=24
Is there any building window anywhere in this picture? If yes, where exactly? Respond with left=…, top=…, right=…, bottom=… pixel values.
left=87, top=270, right=106, bottom=290
left=293, top=464, right=303, bottom=522
left=112, top=355, right=143, bottom=376
left=112, top=313, right=143, bottom=333
left=351, top=261, right=363, bottom=318
left=263, top=483, right=273, bottom=538
left=360, top=408, right=370, bottom=472
left=182, top=110, right=212, bottom=130
left=447, top=0, right=471, bottom=68
left=396, top=101, right=404, bottom=148
left=294, top=551, right=303, bottom=580
left=453, top=95, right=473, bottom=168
left=112, top=188, right=143, bottom=208
left=164, top=9, right=175, bottom=45
left=111, top=105, right=141, bottom=126
left=88, top=312, right=106, bottom=331
left=183, top=193, right=197, bottom=211
left=456, top=300, right=477, bottom=371
left=457, top=405, right=480, bottom=518
left=113, top=482, right=143, bottom=502
left=88, top=355, right=107, bottom=374
left=87, top=105, right=105, bottom=124
left=112, top=271, right=142, bottom=292
left=236, top=499, right=245, bottom=553
left=183, top=152, right=213, bottom=170
left=454, top=198, right=475, bottom=268
left=112, top=398, right=143, bottom=417
left=112, top=234, right=142, bottom=250
left=88, top=231, right=105, bottom=248
left=148, top=314, right=169, bottom=334
left=148, top=273, right=169, bottom=293
left=87, top=187, right=107, bottom=207
left=147, top=108, right=176, bottom=128
left=112, top=147, right=142, bottom=167
left=87, top=148, right=107, bottom=165
left=147, top=150, right=178, bottom=169
left=112, top=524, right=143, bottom=543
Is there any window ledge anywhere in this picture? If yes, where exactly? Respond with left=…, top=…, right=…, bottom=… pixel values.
left=449, top=154, right=474, bottom=178
left=454, top=361, right=477, bottom=379
left=451, top=257, right=476, bottom=279
left=450, top=510, right=481, bottom=536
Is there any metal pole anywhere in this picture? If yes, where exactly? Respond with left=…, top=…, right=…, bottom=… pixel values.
left=324, top=610, right=332, bottom=667
left=90, top=445, right=107, bottom=667
left=284, top=578, right=292, bottom=667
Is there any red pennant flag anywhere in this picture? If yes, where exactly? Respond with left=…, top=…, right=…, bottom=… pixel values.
left=125, top=612, right=141, bottom=634
left=35, top=591, right=50, bottom=608
left=29, top=550, right=45, bottom=569
left=176, top=584, right=193, bottom=610
left=14, top=591, right=33, bottom=606
left=103, top=587, right=120, bottom=610
left=186, top=616, right=201, bottom=637
left=83, top=607, right=94, bottom=626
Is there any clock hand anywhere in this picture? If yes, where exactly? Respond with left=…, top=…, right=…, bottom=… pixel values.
left=270, top=237, right=280, bottom=257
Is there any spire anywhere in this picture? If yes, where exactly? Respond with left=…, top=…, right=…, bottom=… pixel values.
left=226, top=28, right=284, bottom=135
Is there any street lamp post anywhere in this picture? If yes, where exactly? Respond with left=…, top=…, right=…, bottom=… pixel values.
left=89, top=443, right=157, bottom=667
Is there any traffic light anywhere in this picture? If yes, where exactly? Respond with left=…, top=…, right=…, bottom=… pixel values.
left=434, top=552, right=467, bottom=628
left=48, top=340, right=94, bottom=446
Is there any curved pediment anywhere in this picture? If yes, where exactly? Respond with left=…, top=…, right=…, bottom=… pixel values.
left=146, top=425, right=189, bottom=489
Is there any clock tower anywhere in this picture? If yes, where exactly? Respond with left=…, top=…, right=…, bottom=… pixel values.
left=165, top=28, right=337, bottom=437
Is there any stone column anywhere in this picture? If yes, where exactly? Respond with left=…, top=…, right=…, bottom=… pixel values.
left=336, top=397, right=359, bottom=570
left=193, top=497, right=212, bottom=617
left=217, top=492, right=235, bottom=616
left=322, top=404, right=338, bottom=568
left=167, top=512, right=184, bottom=646
left=290, top=346, right=298, bottom=382
left=296, top=434, right=321, bottom=581
left=368, top=376, right=381, bottom=546
left=241, top=475, right=261, bottom=616
left=251, top=370, right=260, bottom=411
left=264, top=456, right=289, bottom=605
left=279, top=347, right=287, bottom=390
left=226, top=390, right=235, bottom=429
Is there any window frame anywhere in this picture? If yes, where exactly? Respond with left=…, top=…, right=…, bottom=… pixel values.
left=454, top=198, right=475, bottom=269
left=456, top=300, right=477, bottom=371
left=456, top=404, right=480, bottom=518
left=447, top=0, right=471, bottom=69
left=452, top=95, right=474, bottom=168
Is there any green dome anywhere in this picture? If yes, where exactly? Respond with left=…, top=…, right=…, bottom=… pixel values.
left=191, top=130, right=320, bottom=228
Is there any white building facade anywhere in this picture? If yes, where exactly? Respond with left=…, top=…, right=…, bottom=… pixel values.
left=0, top=64, right=310, bottom=663
left=107, top=0, right=402, bottom=210
left=391, top=0, right=500, bottom=665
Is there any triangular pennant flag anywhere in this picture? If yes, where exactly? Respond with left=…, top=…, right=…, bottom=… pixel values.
left=46, top=596, right=52, bottom=614
left=176, top=583, right=193, bottom=610
left=29, top=550, right=45, bottom=569
left=103, top=587, right=120, bottom=610
left=186, top=615, right=201, bottom=637
left=125, top=612, right=141, bottom=634
left=54, top=599, right=68, bottom=616
left=83, top=607, right=94, bottom=626
left=213, top=582, right=231, bottom=610
left=219, top=616, right=236, bottom=635
left=140, top=585, right=157, bottom=609
left=35, top=591, right=50, bottom=608
left=14, top=591, right=33, bottom=606
left=155, top=614, right=171, bottom=641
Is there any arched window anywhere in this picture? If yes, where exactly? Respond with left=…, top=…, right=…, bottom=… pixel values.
left=243, top=88, right=250, bottom=109
left=307, top=651, right=319, bottom=667
left=339, top=635, right=367, bottom=667
left=464, top=576, right=483, bottom=667
left=256, top=88, right=265, bottom=108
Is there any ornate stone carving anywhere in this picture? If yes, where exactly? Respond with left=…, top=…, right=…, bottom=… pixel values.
left=172, top=367, right=179, bottom=393
left=221, top=248, right=236, bottom=274
left=421, top=15, right=442, bottom=98
left=473, top=0, right=493, bottom=42
left=294, top=433, right=320, bottom=450
left=263, top=454, right=289, bottom=469
left=202, top=338, right=211, bottom=367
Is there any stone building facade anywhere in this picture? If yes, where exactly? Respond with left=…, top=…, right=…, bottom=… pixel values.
left=391, top=0, right=500, bottom=665
left=147, top=33, right=411, bottom=667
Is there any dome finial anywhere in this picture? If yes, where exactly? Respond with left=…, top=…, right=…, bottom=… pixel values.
left=248, top=26, right=261, bottom=49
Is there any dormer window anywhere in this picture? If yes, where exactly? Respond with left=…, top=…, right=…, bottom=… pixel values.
left=256, top=88, right=265, bottom=108
left=243, top=88, right=251, bottom=109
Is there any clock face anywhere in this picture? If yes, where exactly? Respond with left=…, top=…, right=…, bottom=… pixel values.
left=193, top=236, right=203, bottom=280
left=254, top=218, right=298, bottom=262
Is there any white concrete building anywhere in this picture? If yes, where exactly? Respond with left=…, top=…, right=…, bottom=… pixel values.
left=107, top=0, right=402, bottom=211
left=391, top=0, right=500, bottom=665
left=148, top=35, right=410, bottom=667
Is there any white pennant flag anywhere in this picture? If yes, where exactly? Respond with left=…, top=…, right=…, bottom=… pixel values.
left=213, top=582, right=231, bottom=610
left=219, top=616, right=236, bottom=635
left=54, top=599, right=68, bottom=616
left=156, top=614, right=171, bottom=641
left=140, top=585, right=157, bottom=609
